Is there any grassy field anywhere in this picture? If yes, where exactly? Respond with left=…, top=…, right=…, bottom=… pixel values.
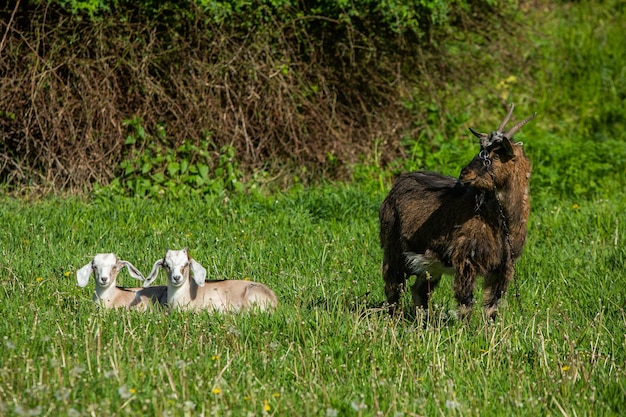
left=2, top=1, right=626, bottom=416
left=0, top=181, right=625, bottom=416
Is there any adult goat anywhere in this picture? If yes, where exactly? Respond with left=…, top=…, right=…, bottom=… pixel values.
left=379, top=104, right=536, bottom=320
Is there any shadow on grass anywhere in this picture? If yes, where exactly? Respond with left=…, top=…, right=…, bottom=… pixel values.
left=302, top=290, right=460, bottom=328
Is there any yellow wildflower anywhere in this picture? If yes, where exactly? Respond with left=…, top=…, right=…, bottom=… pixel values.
left=212, top=387, right=221, bottom=395
left=263, top=400, right=271, bottom=412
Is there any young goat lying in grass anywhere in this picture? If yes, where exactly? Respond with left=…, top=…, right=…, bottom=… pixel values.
left=77, top=253, right=167, bottom=310
left=142, top=247, right=278, bottom=312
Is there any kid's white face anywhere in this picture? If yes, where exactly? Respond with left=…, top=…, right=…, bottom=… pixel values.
left=92, top=253, right=119, bottom=287
left=163, top=250, right=190, bottom=287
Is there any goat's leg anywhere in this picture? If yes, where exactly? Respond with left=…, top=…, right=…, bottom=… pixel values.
left=483, top=268, right=512, bottom=319
left=453, top=269, right=477, bottom=321
left=383, top=252, right=405, bottom=315
left=410, top=272, right=441, bottom=313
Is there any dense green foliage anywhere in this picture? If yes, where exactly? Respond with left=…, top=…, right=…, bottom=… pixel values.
left=1, top=0, right=515, bottom=192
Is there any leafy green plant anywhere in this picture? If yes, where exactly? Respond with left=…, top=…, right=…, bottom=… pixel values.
left=119, top=117, right=244, bottom=198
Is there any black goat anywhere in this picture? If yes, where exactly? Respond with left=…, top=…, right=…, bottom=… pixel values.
left=379, top=104, right=536, bottom=319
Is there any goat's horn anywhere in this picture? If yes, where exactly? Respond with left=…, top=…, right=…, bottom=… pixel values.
left=504, top=112, right=537, bottom=138
left=497, top=103, right=515, bottom=132
left=468, top=127, right=487, bottom=139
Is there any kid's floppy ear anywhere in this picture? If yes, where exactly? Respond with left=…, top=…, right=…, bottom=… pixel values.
left=119, top=260, right=145, bottom=281
left=190, top=259, right=207, bottom=287
left=77, top=261, right=93, bottom=287
left=143, top=259, right=164, bottom=287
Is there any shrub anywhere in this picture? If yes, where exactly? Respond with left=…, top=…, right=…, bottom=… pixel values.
left=0, top=0, right=519, bottom=193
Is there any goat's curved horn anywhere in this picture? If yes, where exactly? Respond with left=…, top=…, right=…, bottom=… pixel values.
left=505, top=112, right=537, bottom=138
left=497, top=103, right=515, bottom=132
left=469, top=127, right=487, bottom=139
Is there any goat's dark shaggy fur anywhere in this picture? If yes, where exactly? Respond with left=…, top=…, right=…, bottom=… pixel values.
left=379, top=105, right=535, bottom=319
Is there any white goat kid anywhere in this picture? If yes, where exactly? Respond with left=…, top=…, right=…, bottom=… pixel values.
left=77, top=253, right=166, bottom=310
left=143, top=248, right=278, bottom=312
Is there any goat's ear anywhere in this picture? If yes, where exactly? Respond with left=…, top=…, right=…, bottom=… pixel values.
left=77, top=261, right=93, bottom=287
left=190, top=259, right=206, bottom=287
left=500, top=138, right=515, bottom=159
left=143, top=259, right=163, bottom=287
left=120, top=260, right=145, bottom=281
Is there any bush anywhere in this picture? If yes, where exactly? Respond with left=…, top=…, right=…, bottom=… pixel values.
left=0, top=0, right=519, bottom=194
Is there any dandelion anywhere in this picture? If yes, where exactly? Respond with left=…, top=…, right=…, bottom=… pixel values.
left=562, top=365, right=570, bottom=371
left=118, top=385, right=135, bottom=399
left=211, top=355, right=219, bottom=361
left=326, top=408, right=339, bottom=417
left=28, top=405, right=42, bottom=416
left=212, top=388, right=221, bottom=395
left=445, top=400, right=461, bottom=410
left=104, top=370, right=117, bottom=379
left=263, top=400, right=271, bottom=412
left=54, top=388, right=71, bottom=401
left=351, top=400, right=367, bottom=411
left=572, top=204, right=579, bottom=210
left=70, top=366, right=85, bottom=377
left=64, top=271, right=71, bottom=277
left=36, top=277, right=43, bottom=283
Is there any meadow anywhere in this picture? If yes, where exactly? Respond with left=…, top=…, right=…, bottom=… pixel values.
left=0, top=180, right=625, bottom=416
left=2, top=1, right=626, bottom=416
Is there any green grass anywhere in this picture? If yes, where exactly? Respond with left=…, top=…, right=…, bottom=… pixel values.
left=1, top=183, right=625, bottom=416
left=2, top=1, right=626, bottom=416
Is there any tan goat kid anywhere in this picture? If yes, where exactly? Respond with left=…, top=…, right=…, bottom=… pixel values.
left=142, top=247, right=278, bottom=312
left=77, top=253, right=167, bottom=310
